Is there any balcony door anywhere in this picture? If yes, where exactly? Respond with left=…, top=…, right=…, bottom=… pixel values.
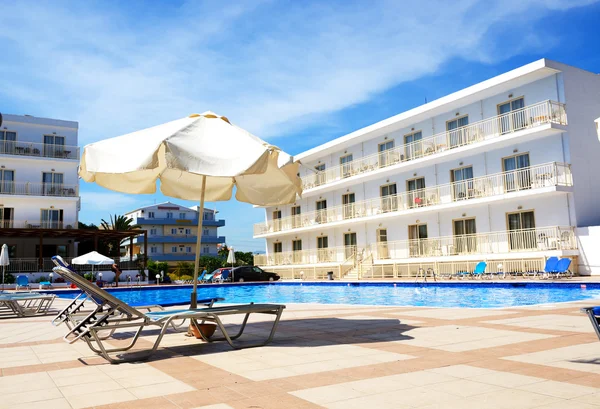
left=41, top=209, right=63, bottom=229
left=453, top=218, right=477, bottom=254
left=43, top=135, right=65, bottom=158
left=344, top=232, right=357, bottom=259
left=316, top=199, right=327, bottom=224
left=340, top=154, right=353, bottom=178
left=0, top=169, right=14, bottom=194
left=503, top=153, right=531, bottom=192
left=407, top=177, right=425, bottom=208
left=0, top=207, right=13, bottom=228
left=378, top=140, right=394, bottom=167
left=404, top=131, right=422, bottom=161
left=377, top=229, right=389, bottom=259
left=451, top=166, right=474, bottom=200
left=272, top=242, right=283, bottom=264
left=43, top=172, right=64, bottom=196
left=317, top=236, right=329, bottom=262
left=291, top=205, right=301, bottom=228
left=292, top=239, right=302, bottom=263
left=314, top=163, right=326, bottom=186
left=408, top=224, right=428, bottom=257
left=380, top=183, right=397, bottom=212
left=447, top=116, right=469, bottom=148
left=507, top=210, right=535, bottom=250
left=498, top=97, right=525, bottom=134
left=0, top=130, right=16, bottom=154
left=272, top=210, right=282, bottom=232
left=342, top=193, right=355, bottom=219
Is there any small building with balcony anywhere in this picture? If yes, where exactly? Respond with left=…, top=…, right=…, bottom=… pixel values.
left=254, top=59, right=600, bottom=278
left=123, top=202, right=226, bottom=265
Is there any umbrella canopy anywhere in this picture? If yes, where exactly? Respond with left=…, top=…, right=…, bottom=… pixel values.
left=72, top=251, right=115, bottom=265
left=79, top=112, right=302, bottom=307
left=0, top=244, right=9, bottom=267
left=227, top=248, right=236, bottom=264
left=79, top=112, right=301, bottom=205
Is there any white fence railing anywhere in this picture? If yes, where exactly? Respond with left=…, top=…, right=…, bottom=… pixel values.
left=0, top=220, right=78, bottom=229
left=301, top=100, right=567, bottom=190
left=254, top=226, right=576, bottom=267
left=5, top=257, right=137, bottom=273
left=0, top=182, right=78, bottom=197
left=255, top=162, right=571, bottom=236
left=0, top=141, right=80, bottom=160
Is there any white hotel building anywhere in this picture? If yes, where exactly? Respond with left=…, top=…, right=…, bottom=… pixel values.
left=254, top=59, right=600, bottom=279
left=0, top=114, right=80, bottom=270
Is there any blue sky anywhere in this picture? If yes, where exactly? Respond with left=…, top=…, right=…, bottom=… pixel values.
left=1, top=0, right=599, bottom=251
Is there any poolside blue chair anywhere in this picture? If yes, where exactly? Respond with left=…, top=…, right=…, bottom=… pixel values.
left=547, top=258, right=572, bottom=279
left=197, top=270, right=207, bottom=283
left=472, top=262, right=487, bottom=279
left=15, top=275, right=30, bottom=291
left=218, top=269, right=230, bottom=283
left=202, top=272, right=215, bottom=283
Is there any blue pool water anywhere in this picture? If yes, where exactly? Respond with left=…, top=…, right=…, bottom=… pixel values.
left=48, top=282, right=600, bottom=308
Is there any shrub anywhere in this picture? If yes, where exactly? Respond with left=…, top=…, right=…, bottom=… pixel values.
left=0, top=273, right=15, bottom=284
left=83, top=272, right=94, bottom=281
left=179, top=275, right=194, bottom=282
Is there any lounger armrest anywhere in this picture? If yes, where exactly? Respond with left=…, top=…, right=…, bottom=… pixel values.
left=581, top=307, right=600, bottom=315
left=197, top=297, right=225, bottom=306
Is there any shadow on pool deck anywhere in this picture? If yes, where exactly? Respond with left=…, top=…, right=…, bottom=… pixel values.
left=102, top=317, right=418, bottom=363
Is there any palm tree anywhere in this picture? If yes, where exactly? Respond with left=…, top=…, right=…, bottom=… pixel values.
left=100, top=215, right=141, bottom=257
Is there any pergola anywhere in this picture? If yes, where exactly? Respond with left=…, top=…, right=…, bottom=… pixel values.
left=0, top=228, right=147, bottom=270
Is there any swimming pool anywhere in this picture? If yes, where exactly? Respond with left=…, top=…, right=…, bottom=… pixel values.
left=48, top=282, right=600, bottom=308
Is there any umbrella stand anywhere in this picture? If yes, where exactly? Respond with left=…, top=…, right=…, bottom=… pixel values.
left=190, top=175, right=207, bottom=309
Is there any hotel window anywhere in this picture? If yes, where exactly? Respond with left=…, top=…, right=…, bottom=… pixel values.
left=179, top=212, right=186, bottom=219
left=185, top=228, right=192, bottom=235
left=0, top=130, right=17, bottom=154
left=503, top=153, right=531, bottom=191
left=498, top=97, right=525, bottom=134
left=0, top=207, right=13, bottom=228
left=42, top=172, right=64, bottom=195
left=340, top=154, right=353, bottom=178
left=292, top=239, right=302, bottom=263
left=203, top=228, right=209, bottom=236
left=150, top=247, right=157, bottom=254
left=166, top=212, right=173, bottom=219
left=378, top=140, right=395, bottom=167
left=0, top=169, right=15, bottom=194
left=342, top=192, right=355, bottom=219
left=404, top=131, right=422, bottom=161
left=447, top=115, right=469, bottom=147
left=203, top=246, right=210, bottom=254
left=453, top=218, right=477, bottom=254
left=147, top=211, right=155, bottom=218
left=43, top=134, right=65, bottom=158
left=317, top=236, right=329, bottom=262
left=273, top=242, right=282, bottom=253
left=507, top=210, right=536, bottom=250
left=451, top=166, right=474, bottom=200
left=41, top=209, right=63, bottom=229
left=344, top=232, right=357, bottom=259
left=377, top=229, right=389, bottom=259
left=272, top=210, right=282, bottom=232
left=150, top=228, right=157, bottom=235
left=380, top=183, right=398, bottom=212
left=408, top=224, right=428, bottom=257
left=407, top=177, right=425, bottom=208
left=291, top=205, right=301, bottom=228
left=171, top=246, right=177, bottom=252
left=314, top=163, right=326, bottom=186
left=316, top=199, right=327, bottom=224
left=171, top=228, right=177, bottom=234
left=186, top=246, right=192, bottom=253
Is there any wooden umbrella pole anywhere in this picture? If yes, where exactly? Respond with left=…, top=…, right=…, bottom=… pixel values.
left=190, top=175, right=207, bottom=309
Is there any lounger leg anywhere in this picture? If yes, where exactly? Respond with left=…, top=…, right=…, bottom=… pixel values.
left=208, top=308, right=284, bottom=349
left=585, top=310, right=600, bottom=341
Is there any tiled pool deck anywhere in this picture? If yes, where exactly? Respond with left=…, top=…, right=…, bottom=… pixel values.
left=1, top=297, right=600, bottom=408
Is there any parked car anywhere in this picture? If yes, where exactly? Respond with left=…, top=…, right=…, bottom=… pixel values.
left=230, top=266, right=280, bottom=282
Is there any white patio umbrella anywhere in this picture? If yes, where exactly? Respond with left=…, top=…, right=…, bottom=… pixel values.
left=72, top=251, right=115, bottom=281
left=227, top=247, right=236, bottom=282
left=0, top=244, right=9, bottom=291
left=79, top=112, right=302, bottom=307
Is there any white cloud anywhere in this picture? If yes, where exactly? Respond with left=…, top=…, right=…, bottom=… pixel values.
left=0, top=0, right=597, bottom=148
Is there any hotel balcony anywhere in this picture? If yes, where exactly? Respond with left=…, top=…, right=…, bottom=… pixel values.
left=0, top=141, right=80, bottom=160
left=301, top=100, right=567, bottom=193
left=0, top=182, right=78, bottom=197
left=254, top=226, right=576, bottom=267
left=254, top=162, right=572, bottom=237
left=0, top=220, right=78, bottom=229
left=135, top=217, right=225, bottom=227
left=140, top=235, right=226, bottom=244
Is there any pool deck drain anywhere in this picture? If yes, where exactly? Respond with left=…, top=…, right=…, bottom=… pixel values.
left=0, top=298, right=599, bottom=408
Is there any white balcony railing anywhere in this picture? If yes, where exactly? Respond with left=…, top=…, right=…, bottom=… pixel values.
left=254, top=162, right=571, bottom=236
left=302, top=100, right=567, bottom=190
left=0, top=220, right=78, bottom=229
left=254, top=226, right=576, bottom=267
left=371, top=226, right=576, bottom=260
left=0, top=141, right=80, bottom=160
left=0, top=182, right=78, bottom=197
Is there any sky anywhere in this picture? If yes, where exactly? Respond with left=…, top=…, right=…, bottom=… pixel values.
left=1, top=0, right=600, bottom=252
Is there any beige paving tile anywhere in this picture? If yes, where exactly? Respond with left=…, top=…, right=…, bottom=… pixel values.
left=395, top=308, right=518, bottom=320
left=504, top=342, right=600, bottom=374
left=433, top=378, right=505, bottom=397
left=485, top=314, right=594, bottom=333
left=190, top=405, right=236, bottom=409
left=573, top=392, right=600, bottom=406
left=469, top=370, right=545, bottom=388
left=7, top=398, right=72, bottom=409
left=0, top=372, right=56, bottom=394
left=427, top=364, right=496, bottom=378
left=66, top=388, right=137, bottom=409
left=59, top=379, right=123, bottom=397
left=0, top=388, right=64, bottom=409
left=517, top=379, right=599, bottom=399
left=129, top=380, right=195, bottom=399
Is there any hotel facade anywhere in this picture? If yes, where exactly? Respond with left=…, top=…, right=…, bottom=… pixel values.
left=254, top=59, right=600, bottom=278
left=124, top=202, right=226, bottom=264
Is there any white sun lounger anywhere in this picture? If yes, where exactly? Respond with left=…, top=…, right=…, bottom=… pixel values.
left=0, top=292, right=56, bottom=318
left=52, top=265, right=285, bottom=364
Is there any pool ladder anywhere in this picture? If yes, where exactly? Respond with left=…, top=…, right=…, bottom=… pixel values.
left=414, top=267, right=436, bottom=283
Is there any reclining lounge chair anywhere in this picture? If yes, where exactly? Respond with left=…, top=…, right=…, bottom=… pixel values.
left=0, top=292, right=56, bottom=317
left=51, top=265, right=285, bottom=364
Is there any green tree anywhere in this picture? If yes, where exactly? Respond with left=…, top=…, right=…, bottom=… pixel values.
left=100, top=214, right=141, bottom=257
left=173, top=261, right=194, bottom=278
left=147, top=260, right=170, bottom=279
left=197, top=256, right=225, bottom=273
